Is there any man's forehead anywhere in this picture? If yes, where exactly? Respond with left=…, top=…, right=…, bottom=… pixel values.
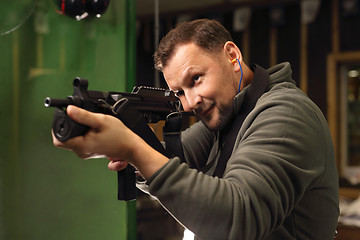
left=164, top=44, right=199, bottom=73
left=168, top=43, right=221, bottom=68
left=173, top=43, right=203, bottom=57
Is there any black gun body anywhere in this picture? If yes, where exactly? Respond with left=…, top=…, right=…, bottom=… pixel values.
left=45, top=78, right=181, bottom=201
left=45, top=79, right=179, bottom=141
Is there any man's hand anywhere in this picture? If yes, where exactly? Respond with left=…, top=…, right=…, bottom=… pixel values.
left=107, top=159, right=128, bottom=171
left=52, top=105, right=169, bottom=179
left=52, top=105, right=139, bottom=160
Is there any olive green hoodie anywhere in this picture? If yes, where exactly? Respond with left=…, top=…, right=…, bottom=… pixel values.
left=145, top=62, right=339, bottom=239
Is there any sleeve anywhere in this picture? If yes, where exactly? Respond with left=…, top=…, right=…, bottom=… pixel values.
left=147, top=87, right=331, bottom=239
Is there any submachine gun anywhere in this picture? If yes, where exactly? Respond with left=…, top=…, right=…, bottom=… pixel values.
left=44, top=77, right=183, bottom=201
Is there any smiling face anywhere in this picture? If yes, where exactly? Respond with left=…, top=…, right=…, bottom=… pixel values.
left=163, top=43, right=240, bottom=131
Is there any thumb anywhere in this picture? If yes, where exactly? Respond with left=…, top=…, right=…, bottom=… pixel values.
left=67, top=105, right=102, bottom=129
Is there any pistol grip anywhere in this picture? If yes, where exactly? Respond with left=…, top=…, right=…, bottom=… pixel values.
left=117, top=165, right=136, bottom=201
left=114, top=99, right=169, bottom=201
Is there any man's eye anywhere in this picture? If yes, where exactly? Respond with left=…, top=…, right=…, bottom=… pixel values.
left=175, top=90, right=184, bottom=97
left=193, top=75, right=200, bottom=82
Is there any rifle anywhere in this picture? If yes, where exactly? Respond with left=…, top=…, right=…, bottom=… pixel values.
left=45, top=77, right=182, bottom=201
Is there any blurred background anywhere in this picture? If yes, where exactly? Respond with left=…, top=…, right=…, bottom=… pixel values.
left=1, top=0, right=360, bottom=239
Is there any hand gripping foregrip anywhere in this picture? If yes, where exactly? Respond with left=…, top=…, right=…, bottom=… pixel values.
left=52, top=108, right=89, bottom=142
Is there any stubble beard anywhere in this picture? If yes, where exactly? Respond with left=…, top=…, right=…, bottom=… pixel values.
left=197, top=102, right=233, bottom=132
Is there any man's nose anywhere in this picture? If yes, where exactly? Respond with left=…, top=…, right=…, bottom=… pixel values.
left=184, top=89, right=202, bottom=111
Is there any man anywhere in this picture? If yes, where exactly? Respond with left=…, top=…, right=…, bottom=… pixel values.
left=53, top=19, right=339, bottom=239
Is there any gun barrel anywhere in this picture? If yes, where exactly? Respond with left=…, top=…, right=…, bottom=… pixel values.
left=44, top=97, right=72, bottom=108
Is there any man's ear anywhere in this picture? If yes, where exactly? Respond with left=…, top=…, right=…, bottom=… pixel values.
left=224, top=41, right=243, bottom=73
left=224, top=41, right=243, bottom=64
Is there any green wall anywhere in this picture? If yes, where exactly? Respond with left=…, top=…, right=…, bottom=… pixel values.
left=0, top=0, right=136, bottom=239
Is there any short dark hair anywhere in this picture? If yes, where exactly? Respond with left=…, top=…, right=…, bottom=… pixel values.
left=154, top=19, right=233, bottom=71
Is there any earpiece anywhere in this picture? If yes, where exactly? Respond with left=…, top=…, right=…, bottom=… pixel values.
left=57, top=0, right=110, bottom=20
left=231, top=59, right=243, bottom=93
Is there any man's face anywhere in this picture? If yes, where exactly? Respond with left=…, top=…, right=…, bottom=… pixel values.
left=163, top=43, right=238, bottom=131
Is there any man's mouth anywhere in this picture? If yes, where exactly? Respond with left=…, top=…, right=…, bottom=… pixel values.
left=195, top=104, right=215, bottom=118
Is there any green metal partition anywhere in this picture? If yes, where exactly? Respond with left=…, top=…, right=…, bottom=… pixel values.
left=0, top=0, right=136, bottom=239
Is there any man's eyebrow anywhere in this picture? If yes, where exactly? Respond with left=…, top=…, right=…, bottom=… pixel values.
left=181, top=66, right=198, bottom=82
left=171, top=67, right=192, bottom=91
left=169, top=65, right=199, bottom=91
